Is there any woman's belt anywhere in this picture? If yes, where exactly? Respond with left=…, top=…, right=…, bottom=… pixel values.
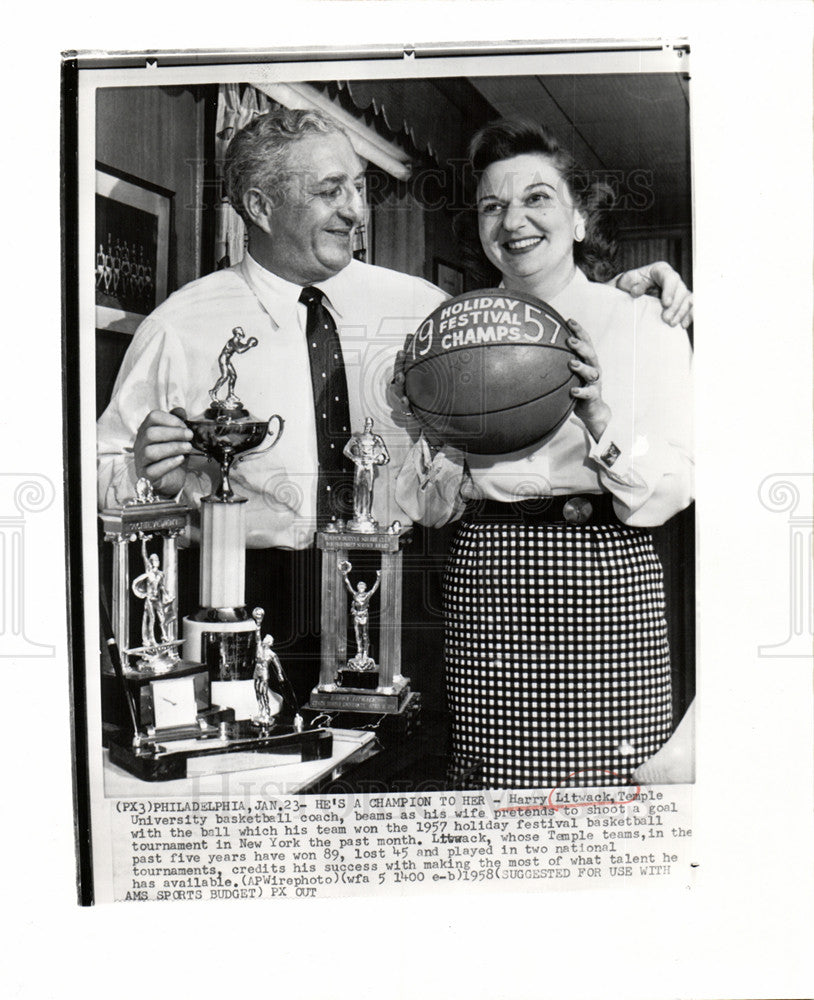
left=463, top=493, right=621, bottom=527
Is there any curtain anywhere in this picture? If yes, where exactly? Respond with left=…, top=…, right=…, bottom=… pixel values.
left=214, top=84, right=274, bottom=269
left=616, top=232, right=690, bottom=286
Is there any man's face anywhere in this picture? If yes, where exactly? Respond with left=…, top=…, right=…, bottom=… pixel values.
left=255, top=132, right=365, bottom=284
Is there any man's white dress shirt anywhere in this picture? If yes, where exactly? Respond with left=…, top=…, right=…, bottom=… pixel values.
left=97, top=254, right=445, bottom=548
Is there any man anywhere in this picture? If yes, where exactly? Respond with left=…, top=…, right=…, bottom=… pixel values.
left=98, top=107, right=692, bottom=698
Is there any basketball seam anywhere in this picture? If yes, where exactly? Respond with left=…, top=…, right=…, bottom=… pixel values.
left=409, top=372, right=578, bottom=419
left=402, top=340, right=575, bottom=376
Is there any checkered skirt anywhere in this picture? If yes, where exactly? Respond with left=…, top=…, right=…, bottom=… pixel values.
left=444, top=520, right=673, bottom=790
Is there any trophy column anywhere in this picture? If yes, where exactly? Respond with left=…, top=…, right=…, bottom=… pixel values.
left=182, top=493, right=259, bottom=718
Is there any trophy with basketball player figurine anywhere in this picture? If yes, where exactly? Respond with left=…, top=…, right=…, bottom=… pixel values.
left=181, top=327, right=285, bottom=708
left=99, top=480, right=238, bottom=767
left=309, top=417, right=417, bottom=715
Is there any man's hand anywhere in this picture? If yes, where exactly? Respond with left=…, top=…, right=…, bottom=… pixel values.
left=615, top=260, right=693, bottom=329
left=133, top=407, right=193, bottom=497
left=631, top=701, right=696, bottom=784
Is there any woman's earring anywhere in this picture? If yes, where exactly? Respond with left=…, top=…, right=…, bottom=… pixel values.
left=574, top=221, right=586, bottom=243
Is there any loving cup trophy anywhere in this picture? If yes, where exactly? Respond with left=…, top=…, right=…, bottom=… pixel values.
left=183, top=326, right=284, bottom=502
left=182, top=328, right=284, bottom=697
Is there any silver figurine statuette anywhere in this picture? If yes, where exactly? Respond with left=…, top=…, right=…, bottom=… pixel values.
left=343, top=417, right=390, bottom=532
left=251, top=608, right=302, bottom=729
left=127, top=536, right=182, bottom=669
left=183, top=327, right=284, bottom=501
left=339, top=560, right=381, bottom=671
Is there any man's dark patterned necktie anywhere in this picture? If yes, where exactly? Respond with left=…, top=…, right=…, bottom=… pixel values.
left=299, top=286, right=353, bottom=526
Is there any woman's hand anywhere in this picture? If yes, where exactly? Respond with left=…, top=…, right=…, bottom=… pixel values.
left=566, top=319, right=611, bottom=441
left=391, top=350, right=446, bottom=450
left=391, top=349, right=411, bottom=412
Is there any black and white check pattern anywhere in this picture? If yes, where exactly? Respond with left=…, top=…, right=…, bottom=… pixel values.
left=443, top=521, right=672, bottom=790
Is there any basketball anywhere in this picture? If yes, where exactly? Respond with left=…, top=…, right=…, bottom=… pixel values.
left=401, top=288, right=579, bottom=454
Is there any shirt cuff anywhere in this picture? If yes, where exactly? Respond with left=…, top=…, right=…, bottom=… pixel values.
left=588, top=421, right=634, bottom=479
left=417, top=436, right=465, bottom=485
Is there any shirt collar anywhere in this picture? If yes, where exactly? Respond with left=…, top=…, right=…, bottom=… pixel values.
left=238, top=252, right=349, bottom=328
left=498, top=266, right=589, bottom=311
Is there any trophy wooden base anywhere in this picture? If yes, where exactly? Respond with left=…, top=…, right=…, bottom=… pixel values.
left=107, top=720, right=333, bottom=781
left=336, top=668, right=379, bottom=689
left=308, top=681, right=416, bottom=715
left=301, top=691, right=422, bottom=736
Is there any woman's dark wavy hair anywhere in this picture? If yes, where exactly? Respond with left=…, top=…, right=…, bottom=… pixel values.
left=455, top=118, right=618, bottom=285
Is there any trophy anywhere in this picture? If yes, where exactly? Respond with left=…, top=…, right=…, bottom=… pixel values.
left=181, top=327, right=284, bottom=715
left=100, top=478, right=189, bottom=661
left=309, top=417, right=417, bottom=715
left=99, top=480, right=235, bottom=758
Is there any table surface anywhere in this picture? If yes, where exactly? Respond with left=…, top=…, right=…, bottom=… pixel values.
left=102, top=728, right=379, bottom=797
left=102, top=709, right=475, bottom=797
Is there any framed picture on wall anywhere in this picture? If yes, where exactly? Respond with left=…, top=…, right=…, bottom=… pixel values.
left=434, top=257, right=465, bottom=297
left=95, top=163, right=173, bottom=334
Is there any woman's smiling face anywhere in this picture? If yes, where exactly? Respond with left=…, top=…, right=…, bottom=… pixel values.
left=476, top=152, right=585, bottom=296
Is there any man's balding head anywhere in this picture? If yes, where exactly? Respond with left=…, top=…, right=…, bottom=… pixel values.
left=225, top=107, right=348, bottom=225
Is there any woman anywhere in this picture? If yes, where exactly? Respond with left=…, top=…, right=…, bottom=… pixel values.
left=395, top=119, right=694, bottom=790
